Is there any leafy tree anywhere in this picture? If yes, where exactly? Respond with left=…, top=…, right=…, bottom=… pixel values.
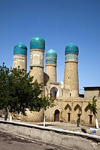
left=8, top=68, right=43, bottom=115
left=86, top=96, right=99, bottom=128
left=87, top=96, right=97, bottom=117
left=0, top=63, right=10, bottom=120
left=0, top=63, right=54, bottom=121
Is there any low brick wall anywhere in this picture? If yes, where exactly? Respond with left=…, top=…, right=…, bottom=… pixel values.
left=0, top=121, right=100, bottom=150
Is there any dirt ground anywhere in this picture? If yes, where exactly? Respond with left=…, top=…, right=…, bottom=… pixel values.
left=0, top=118, right=100, bottom=150
left=0, top=131, right=70, bottom=150
left=29, top=121, right=100, bottom=136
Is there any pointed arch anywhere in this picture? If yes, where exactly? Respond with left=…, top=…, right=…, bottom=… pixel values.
left=85, top=106, right=89, bottom=112
left=64, top=104, right=72, bottom=122
left=65, top=104, right=72, bottom=111
left=50, top=86, right=59, bottom=99
left=53, top=108, right=61, bottom=113
left=74, top=104, right=82, bottom=111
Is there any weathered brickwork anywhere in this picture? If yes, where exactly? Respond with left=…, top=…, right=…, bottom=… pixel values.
left=45, top=66, right=57, bottom=83
left=64, top=62, right=79, bottom=96
left=45, top=98, right=100, bottom=126
left=13, top=54, right=27, bottom=70
left=12, top=39, right=100, bottom=127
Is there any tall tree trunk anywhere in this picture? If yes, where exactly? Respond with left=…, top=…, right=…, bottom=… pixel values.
left=95, top=115, right=99, bottom=129
left=96, top=118, right=99, bottom=129
left=43, top=109, right=45, bottom=127
left=10, top=112, right=12, bottom=122
left=5, top=108, right=8, bottom=121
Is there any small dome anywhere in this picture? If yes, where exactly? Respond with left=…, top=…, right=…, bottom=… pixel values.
left=14, top=43, right=27, bottom=55
left=46, top=49, right=57, bottom=58
left=65, top=43, right=79, bottom=55
left=30, top=36, right=45, bottom=50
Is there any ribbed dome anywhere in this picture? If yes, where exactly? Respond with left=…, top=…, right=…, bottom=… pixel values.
left=30, top=36, right=45, bottom=50
left=46, top=49, right=57, bottom=58
left=65, top=43, right=79, bottom=55
left=14, top=43, right=27, bottom=55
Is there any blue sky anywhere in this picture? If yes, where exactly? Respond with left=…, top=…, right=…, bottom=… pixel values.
left=0, top=0, right=100, bottom=94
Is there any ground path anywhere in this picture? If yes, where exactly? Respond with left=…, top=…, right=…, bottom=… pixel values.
left=0, top=131, right=69, bottom=150
left=0, top=118, right=100, bottom=149
left=29, top=121, right=100, bottom=136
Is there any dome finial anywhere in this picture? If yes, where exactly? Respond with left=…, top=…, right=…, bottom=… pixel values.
left=30, top=36, right=45, bottom=50
left=14, top=43, right=27, bottom=55
left=46, top=49, right=57, bottom=58
left=65, top=43, right=79, bottom=55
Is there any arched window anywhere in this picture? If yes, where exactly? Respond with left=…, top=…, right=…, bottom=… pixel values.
left=50, top=86, right=59, bottom=100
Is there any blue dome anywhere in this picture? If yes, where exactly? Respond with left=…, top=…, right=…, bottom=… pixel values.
left=14, top=43, right=27, bottom=55
left=46, top=49, right=57, bottom=58
left=30, top=36, right=45, bottom=50
left=65, top=43, right=79, bottom=55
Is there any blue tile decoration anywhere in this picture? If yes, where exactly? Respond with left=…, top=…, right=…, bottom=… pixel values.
left=46, top=49, right=57, bottom=58
left=14, top=43, right=27, bottom=55
left=65, top=54, right=78, bottom=62
left=30, top=36, right=45, bottom=50
left=65, top=43, right=79, bottom=55
left=46, top=49, right=57, bottom=65
left=46, top=58, right=57, bottom=65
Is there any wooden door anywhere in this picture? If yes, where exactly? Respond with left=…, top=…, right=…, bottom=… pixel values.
left=54, top=110, right=60, bottom=121
left=89, top=115, right=92, bottom=124
left=68, top=113, right=70, bottom=121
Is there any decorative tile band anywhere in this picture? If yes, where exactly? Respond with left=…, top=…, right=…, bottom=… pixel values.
left=13, top=55, right=27, bottom=58
left=46, top=58, right=57, bottom=65
left=65, top=54, right=78, bottom=62
left=30, top=50, right=44, bottom=67
left=13, top=55, right=27, bottom=69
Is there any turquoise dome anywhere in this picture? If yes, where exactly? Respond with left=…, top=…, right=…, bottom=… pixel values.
left=65, top=43, right=79, bottom=55
left=30, top=36, right=45, bottom=50
left=46, top=49, right=57, bottom=58
left=14, top=43, right=27, bottom=55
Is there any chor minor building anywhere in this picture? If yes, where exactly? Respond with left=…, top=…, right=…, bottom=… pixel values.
left=11, top=36, right=100, bottom=126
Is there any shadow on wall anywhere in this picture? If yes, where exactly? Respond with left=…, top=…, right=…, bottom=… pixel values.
left=50, top=86, right=59, bottom=100
left=44, top=73, right=49, bottom=86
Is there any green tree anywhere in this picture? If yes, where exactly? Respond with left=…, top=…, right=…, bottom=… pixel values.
left=86, top=96, right=99, bottom=128
left=8, top=68, right=43, bottom=115
left=0, top=63, right=54, bottom=121
left=0, top=63, right=10, bottom=120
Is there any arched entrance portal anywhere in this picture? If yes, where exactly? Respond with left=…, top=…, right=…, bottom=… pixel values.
left=50, top=86, right=59, bottom=100
left=54, top=109, right=60, bottom=121
left=65, top=104, right=72, bottom=122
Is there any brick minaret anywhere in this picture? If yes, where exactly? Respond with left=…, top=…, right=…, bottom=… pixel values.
left=30, top=36, right=45, bottom=84
left=45, top=49, right=57, bottom=82
left=13, top=42, right=27, bottom=71
left=64, top=43, right=79, bottom=97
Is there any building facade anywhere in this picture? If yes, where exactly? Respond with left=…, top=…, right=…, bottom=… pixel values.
left=11, top=36, right=100, bottom=126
